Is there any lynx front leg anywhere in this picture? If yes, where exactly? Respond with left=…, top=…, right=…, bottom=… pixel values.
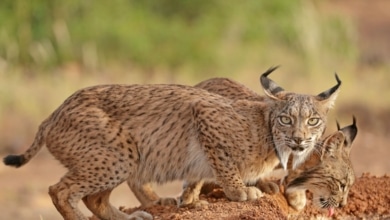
left=182, top=174, right=260, bottom=203
left=180, top=179, right=277, bottom=207
left=191, top=101, right=263, bottom=202
left=217, top=169, right=263, bottom=201
left=179, top=180, right=208, bottom=207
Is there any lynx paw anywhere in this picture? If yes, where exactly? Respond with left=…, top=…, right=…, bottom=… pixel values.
left=127, top=210, right=153, bottom=220
left=224, top=186, right=263, bottom=201
left=286, top=190, right=306, bottom=211
left=256, top=180, right=280, bottom=195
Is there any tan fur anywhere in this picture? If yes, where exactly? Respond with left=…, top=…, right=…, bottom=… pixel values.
left=285, top=120, right=357, bottom=212
left=3, top=67, right=340, bottom=220
left=176, top=73, right=340, bottom=207
left=192, top=77, right=356, bottom=213
left=195, top=75, right=341, bottom=169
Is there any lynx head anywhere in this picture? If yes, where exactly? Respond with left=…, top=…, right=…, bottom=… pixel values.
left=260, top=66, right=341, bottom=169
left=286, top=117, right=358, bottom=215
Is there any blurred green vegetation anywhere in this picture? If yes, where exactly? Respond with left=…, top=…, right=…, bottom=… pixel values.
left=0, top=0, right=357, bottom=75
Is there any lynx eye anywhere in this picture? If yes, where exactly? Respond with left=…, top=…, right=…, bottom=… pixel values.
left=279, top=116, right=292, bottom=125
left=307, top=118, right=320, bottom=126
left=340, top=183, right=346, bottom=191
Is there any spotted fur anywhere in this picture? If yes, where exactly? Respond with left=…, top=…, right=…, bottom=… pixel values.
left=3, top=67, right=339, bottom=220
left=285, top=118, right=357, bottom=212
left=195, top=73, right=341, bottom=169
left=190, top=76, right=356, bottom=213
left=177, top=71, right=340, bottom=207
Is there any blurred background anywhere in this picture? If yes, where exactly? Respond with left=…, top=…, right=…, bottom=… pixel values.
left=0, top=0, right=389, bottom=219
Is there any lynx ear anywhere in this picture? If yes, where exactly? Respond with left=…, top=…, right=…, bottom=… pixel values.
left=336, top=120, right=341, bottom=130
left=260, top=66, right=284, bottom=100
left=320, top=131, right=345, bottom=161
left=316, top=73, right=342, bottom=111
left=338, top=116, right=358, bottom=156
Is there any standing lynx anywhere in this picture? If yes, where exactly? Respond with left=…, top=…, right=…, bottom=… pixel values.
left=3, top=67, right=340, bottom=220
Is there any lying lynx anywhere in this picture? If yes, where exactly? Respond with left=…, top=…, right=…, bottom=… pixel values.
left=285, top=118, right=357, bottom=216
left=3, top=67, right=340, bottom=220
left=193, top=77, right=356, bottom=216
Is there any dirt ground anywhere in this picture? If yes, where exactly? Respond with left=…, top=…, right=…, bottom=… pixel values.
left=101, top=173, right=390, bottom=220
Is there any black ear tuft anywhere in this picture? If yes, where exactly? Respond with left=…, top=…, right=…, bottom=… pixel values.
left=348, top=115, right=358, bottom=142
left=260, top=66, right=285, bottom=99
left=337, top=116, right=358, bottom=156
left=335, top=73, right=341, bottom=86
left=317, top=73, right=342, bottom=100
left=340, top=116, right=358, bottom=142
left=261, top=66, right=280, bottom=78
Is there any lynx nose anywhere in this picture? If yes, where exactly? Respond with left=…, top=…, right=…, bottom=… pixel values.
left=293, top=137, right=303, bottom=144
left=339, top=199, right=347, bottom=207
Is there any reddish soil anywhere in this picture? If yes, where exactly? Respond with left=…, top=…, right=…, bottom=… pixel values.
left=90, top=173, right=390, bottom=220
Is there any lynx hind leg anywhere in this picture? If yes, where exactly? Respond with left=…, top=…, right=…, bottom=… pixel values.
left=49, top=174, right=88, bottom=220
left=179, top=180, right=208, bottom=208
left=83, top=190, right=152, bottom=220
left=128, top=182, right=177, bottom=207
left=49, top=151, right=141, bottom=220
left=49, top=173, right=133, bottom=220
left=256, top=179, right=280, bottom=195
left=285, top=189, right=307, bottom=211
